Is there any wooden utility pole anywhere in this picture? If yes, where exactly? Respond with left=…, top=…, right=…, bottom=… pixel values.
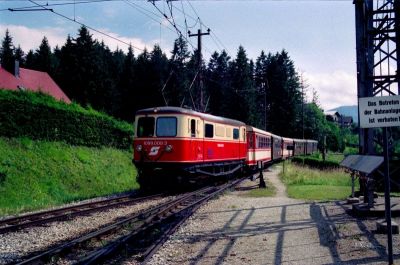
left=189, top=28, right=210, bottom=112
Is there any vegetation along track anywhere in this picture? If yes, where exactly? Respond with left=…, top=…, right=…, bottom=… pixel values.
left=0, top=193, right=162, bottom=234
left=15, top=177, right=247, bottom=265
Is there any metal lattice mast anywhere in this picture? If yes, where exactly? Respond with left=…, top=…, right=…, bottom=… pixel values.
left=355, top=0, right=400, bottom=155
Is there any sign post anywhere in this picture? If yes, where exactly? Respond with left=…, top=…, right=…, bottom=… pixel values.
left=359, top=95, right=400, bottom=265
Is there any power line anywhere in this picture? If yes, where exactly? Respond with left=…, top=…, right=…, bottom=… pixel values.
left=149, top=0, right=196, bottom=49
left=0, top=0, right=118, bottom=11
left=26, top=0, right=145, bottom=51
left=123, top=0, right=177, bottom=35
left=168, top=1, right=231, bottom=56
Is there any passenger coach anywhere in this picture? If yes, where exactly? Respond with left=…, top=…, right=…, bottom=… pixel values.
left=246, top=126, right=273, bottom=169
left=133, top=107, right=247, bottom=187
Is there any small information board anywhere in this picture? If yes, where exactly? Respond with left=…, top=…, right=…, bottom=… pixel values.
left=340, top=155, right=383, bottom=174
left=359, top=95, right=400, bottom=128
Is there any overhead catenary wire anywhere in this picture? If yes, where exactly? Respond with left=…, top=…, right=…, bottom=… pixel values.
left=123, top=0, right=177, bottom=36
left=168, top=0, right=231, bottom=56
left=25, top=0, right=145, bottom=51
left=0, top=0, right=119, bottom=12
left=149, top=0, right=196, bottom=50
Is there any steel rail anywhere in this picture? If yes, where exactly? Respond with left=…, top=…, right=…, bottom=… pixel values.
left=16, top=178, right=246, bottom=265
left=16, top=188, right=214, bottom=265
left=0, top=193, right=162, bottom=234
left=78, top=177, right=247, bottom=265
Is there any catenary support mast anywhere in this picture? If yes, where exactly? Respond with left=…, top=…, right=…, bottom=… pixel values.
left=355, top=0, right=400, bottom=154
left=189, top=28, right=210, bottom=112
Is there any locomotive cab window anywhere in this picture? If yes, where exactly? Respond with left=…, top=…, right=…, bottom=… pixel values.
left=137, top=117, right=155, bottom=137
left=205, top=123, right=214, bottom=138
left=156, top=117, right=177, bottom=137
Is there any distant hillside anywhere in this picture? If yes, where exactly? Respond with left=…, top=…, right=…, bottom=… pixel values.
left=328, top=105, right=358, bottom=123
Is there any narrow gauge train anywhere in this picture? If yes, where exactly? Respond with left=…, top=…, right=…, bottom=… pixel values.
left=133, top=106, right=318, bottom=188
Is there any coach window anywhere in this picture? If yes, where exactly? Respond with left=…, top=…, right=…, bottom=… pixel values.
left=205, top=123, right=214, bottom=138
left=156, top=117, right=177, bottom=137
left=233, top=128, right=239, bottom=140
left=190, top=119, right=196, bottom=137
left=137, top=117, right=155, bottom=137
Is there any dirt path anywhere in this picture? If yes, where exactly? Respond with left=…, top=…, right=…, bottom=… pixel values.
left=143, top=166, right=399, bottom=265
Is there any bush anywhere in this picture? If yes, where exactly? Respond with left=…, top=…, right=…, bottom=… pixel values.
left=0, top=90, right=133, bottom=149
left=292, top=156, right=340, bottom=170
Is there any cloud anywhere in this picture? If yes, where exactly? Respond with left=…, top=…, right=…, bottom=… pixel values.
left=0, top=24, right=67, bottom=51
left=91, top=28, right=155, bottom=53
left=0, top=24, right=159, bottom=54
left=304, top=70, right=357, bottom=111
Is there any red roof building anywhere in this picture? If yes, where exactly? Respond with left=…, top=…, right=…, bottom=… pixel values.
left=0, top=65, right=71, bottom=103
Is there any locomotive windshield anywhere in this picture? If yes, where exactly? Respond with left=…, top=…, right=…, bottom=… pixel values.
left=156, top=117, right=177, bottom=137
left=137, top=117, right=155, bottom=137
left=137, top=116, right=177, bottom=137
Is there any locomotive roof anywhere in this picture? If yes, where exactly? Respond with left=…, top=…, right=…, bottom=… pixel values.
left=136, top=106, right=246, bottom=127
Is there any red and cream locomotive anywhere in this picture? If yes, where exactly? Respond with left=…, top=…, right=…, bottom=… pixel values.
left=133, top=106, right=318, bottom=188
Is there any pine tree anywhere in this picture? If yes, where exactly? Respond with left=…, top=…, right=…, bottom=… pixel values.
left=56, top=35, right=76, bottom=101
left=34, top=37, right=53, bottom=73
left=149, top=44, right=169, bottom=107
left=228, top=46, right=255, bottom=123
left=263, top=50, right=302, bottom=137
left=255, top=51, right=268, bottom=129
left=74, top=26, right=98, bottom=106
left=25, top=50, right=35, bottom=69
left=14, top=45, right=25, bottom=66
left=0, top=29, right=15, bottom=73
left=118, top=45, right=136, bottom=121
left=204, top=50, right=234, bottom=117
left=167, top=36, right=191, bottom=107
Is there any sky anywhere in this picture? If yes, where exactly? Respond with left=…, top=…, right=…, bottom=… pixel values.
left=0, top=0, right=357, bottom=111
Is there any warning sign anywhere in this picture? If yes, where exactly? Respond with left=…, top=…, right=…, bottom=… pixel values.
left=359, top=95, right=400, bottom=128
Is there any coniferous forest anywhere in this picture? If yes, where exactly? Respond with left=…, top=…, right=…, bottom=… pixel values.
left=0, top=26, right=349, bottom=151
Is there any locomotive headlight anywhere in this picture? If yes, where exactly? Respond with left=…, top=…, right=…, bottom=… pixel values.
left=165, top=144, right=173, bottom=152
left=136, top=144, right=143, bottom=152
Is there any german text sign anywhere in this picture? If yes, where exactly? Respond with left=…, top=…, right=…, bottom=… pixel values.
left=359, top=95, right=400, bottom=128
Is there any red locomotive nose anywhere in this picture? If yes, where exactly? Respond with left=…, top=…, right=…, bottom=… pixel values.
left=134, top=141, right=173, bottom=163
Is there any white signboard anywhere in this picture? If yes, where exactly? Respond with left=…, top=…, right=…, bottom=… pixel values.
left=359, top=95, right=400, bottom=128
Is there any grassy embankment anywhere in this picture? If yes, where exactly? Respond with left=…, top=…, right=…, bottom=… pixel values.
left=280, top=159, right=354, bottom=201
left=0, top=137, right=138, bottom=216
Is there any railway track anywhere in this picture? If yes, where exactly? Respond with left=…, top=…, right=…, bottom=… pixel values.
left=0, top=193, right=162, bottom=234
left=16, top=177, right=247, bottom=265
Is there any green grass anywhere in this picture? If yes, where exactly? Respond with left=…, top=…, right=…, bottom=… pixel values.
left=280, top=161, right=354, bottom=201
left=308, top=152, right=344, bottom=164
left=241, top=180, right=276, bottom=197
left=0, top=137, right=138, bottom=216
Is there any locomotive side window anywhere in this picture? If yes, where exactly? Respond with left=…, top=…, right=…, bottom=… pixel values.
left=156, top=117, right=177, bottom=137
left=137, top=117, right=155, bottom=137
left=205, top=123, right=214, bottom=138
left=233, top=128, right=239, bottom=140
left=216, top=125, right=225, bottom=137
left=190, top=119, right=196, bottom=137
left=226, top=128, right=232, bottom=138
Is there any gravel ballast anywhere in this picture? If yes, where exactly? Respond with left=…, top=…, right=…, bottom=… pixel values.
left=0, top=196, right=170, bottom=264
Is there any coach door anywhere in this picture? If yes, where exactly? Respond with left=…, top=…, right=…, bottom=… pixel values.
left=190, top=118, right=203, bottom=161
